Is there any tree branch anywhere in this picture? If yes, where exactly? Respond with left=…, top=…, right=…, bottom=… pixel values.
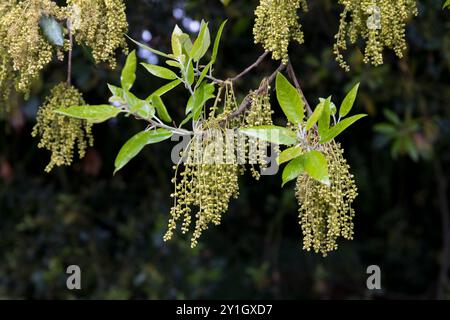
left=228, top=62, right=286, bottom=120
left=229, top=51, right=269, bottom=82
left=286, top=60, right=313, bottom=116
left=67, top=20, right=73, bottom=86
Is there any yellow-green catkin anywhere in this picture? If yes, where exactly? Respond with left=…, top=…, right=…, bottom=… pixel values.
left=32, top=83, right=94, bottom=172
left=244, top=82, right=274, bottom=179
left=164, top=83, right=241, bottom=248
left=253, top=0, right=308, bottom=64
left=295, top=142, right=358, bottom=256
left=0, top=0, right=65, bottom=96
left=67, top=0, right=128, bottom=68
left=334, top=0, right=418, bottom=71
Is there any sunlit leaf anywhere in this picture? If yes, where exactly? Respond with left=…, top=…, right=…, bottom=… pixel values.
left=319, top=114, right=367, bottom=143
left=151, top=95, right=172, bottom=123
left=121, top=50, right=137, bottom=91
left=276, top=73, right=304, bottom=124
left=211, top=20, right=227, bottom=64
left=282, top=157, right=304, bottom=187
left=55, top=105, right=121, bottom=123
left=114, top=129, right=173, bottom=174
left=303, top=150, right=330, bottom=185
left=239, top=126, right=297, bottom=145
left=277, top=146, right=302, bottom=164
left=318, top=97, right=331, bottom=137
left=339, top=83, right=360, bottom=118
left=126, top=35, right=173, bottom=59
left=190, top=20, right=211, bottom=62
left=141, top=63, right=178, bottom=80
left=147, top=80, right=182, bottom=101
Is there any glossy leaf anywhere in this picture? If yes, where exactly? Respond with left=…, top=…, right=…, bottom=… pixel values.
left=171, top=25, right=184, bottom=57
left=277, top=146, right=303, bottom=165
left=151, top=95, right=172, bottom=123
left=124, top=91, right=155, bottom=119
left=141, top=63, right=178, bottom=80
left=121, top=50, right=137, bottom=91
left=303, top=150, right=330, bottom=185
left=39, top=16, right=64, bottom=46
left=211, top=20, right=227, bottom=64
left=186, top=59, right=195, bottom=86
left=239, top=126, right=297, bottom=145
left=191, top=83, right=216, bottom=120
left=339, top=83, right=359, bottom=118
left=114, top=129, right=173, bottom=174
left=282, top=157, right=305, bottom=187
left=55, top=105, right=121, bottom=123
left=319, top=114, right=367, bottom=143
left=147, top=80, right=182, bottom=101
left=107, top=84, right=124, bottom=99
left=318, top=97, right=331, bottom=137
left=306, top=97, right=329, bottom=131
left=126, top=35, right=172, bottom=59
left=190, top=21, right=211, bottom=62
left=276, top=73, right=304, bottom=124
left=196, top=62, right=212, bottom=90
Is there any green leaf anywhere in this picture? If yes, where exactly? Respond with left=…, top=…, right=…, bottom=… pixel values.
left=318, top=97, right=331, bottom=137
left=339, top=83, right=360, bottom=118
left=239, top=126, right=297, bottom=145
left=190, top=20, right=211, bottom=62
left=443, top=0, right=450, bottom=9
left=303, top=150, right=330, bottom=185
left=124, top=91, right=155, bottom=119
left=276, top=73, right=304, bottom=124
left=39, top=16, right=64, bottom=46
left=107, top=84, right=124, bottom=99
left=306, top=98, right=328, bottom=131
left=196, top=62, right=212, bottom=90
left=211, top=20, right=227, bottom=64
left=55, top=105, right=121, bottom=123
left=191, top=83, right=216, bottom=120
left=179, top=113, right=194, bottom=128
left=166, top=60, right=181, bottom=68
left=186, top=59, right=195, bottom=86
left=126, top=35, right=172, bottom=59
left=277, top=146, right=302, bottom=165
left=151, top=95, right=172, bottom=123
left=147, top=79, right=182, bottom=100
left=319, top=114, right=367, bottom=143
left=114, top=129, right=173, bottom=174
left=121, top=50, right=137, bottom=91
left=282, top=157, right=305, bottom=187
left=171, top=25, right=184, bottom=57
left=141, top=63, right=178, bottom=80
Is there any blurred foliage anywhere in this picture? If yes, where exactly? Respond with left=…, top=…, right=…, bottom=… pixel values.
left=0, top=0, right=449, bottom=299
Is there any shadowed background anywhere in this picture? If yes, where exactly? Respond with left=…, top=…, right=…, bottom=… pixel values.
left=0, top=0, right=449, bottom=299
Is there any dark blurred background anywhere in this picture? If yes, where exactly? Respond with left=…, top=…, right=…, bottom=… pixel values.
left=0, top=0, right=449, bottom=299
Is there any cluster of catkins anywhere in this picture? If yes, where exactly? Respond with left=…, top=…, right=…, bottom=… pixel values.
left=165, top=82, right=276, bottom=247
left=67, top=0, right=128, bottom=68
left=334, top=0, right=418, bottom=70
left=253, top=0, right=308, bottom=64
left=295, top=142, right=357, bottom=256
left=244, top=81, right=274, bottom=179
left=32, top=83, right=94, bottom=172
left=0, top=0, right=128, bottom=106
left=0, top=0, right=64, bottom=98
left=164, top=85, right=241, bottom=248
